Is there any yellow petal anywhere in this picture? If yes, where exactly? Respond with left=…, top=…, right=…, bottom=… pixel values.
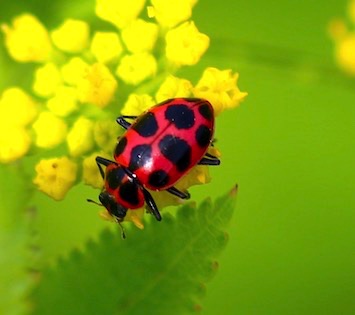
left=90, top=31, right=123, bottom=63
left=95, top=0, right=145, bottom=29
left=155, top=75, right=192, bottom=102
left=33, top=111, right=67, bottom=148
left=165, top=21, right=209, bottom=66
left=121, top=19, right=158, bottom=53
left=51, top=19, right=90, bottom=53
left=67, top=117, right=95, bottom=157
left=33, top=157, right=78, bottom=200
left=1, top=14, right=52, bottom=62
left=33, top=63, right=62, bottom=98
left=77, top=63, right=118, bottom=108
left=0, top=87, right=38, bottom=126
left=193, top=67, right=247, bottom=115
left=116, top=53, right=157, bottom=85
left=0, top=126, right=31, bottom=163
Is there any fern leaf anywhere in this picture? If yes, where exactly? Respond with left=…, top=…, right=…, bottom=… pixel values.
left=32, top=186, right=238, bottom=315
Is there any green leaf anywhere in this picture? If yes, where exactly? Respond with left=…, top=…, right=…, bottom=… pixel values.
left=32, top=186, right=238, bottom=315
left=0, top=164, right=37, bottom=315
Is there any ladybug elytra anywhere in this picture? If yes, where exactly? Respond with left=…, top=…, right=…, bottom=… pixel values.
left=90, top=98, right=220, bottom=229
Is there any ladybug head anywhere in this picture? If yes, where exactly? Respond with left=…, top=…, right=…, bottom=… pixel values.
left=98, top=191, right=127, bottom=222
left=87, top=191, right=127, bottom=239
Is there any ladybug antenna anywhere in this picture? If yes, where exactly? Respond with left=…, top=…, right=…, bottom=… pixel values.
left=86, top=198, right=103, bottom=206
left=116, top=220, right=126, bottom=239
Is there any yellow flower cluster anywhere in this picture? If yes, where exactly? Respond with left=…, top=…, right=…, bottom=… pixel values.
left=1, top=0, right=247, bottom=228
left=329, top=0, right=355, bottom=75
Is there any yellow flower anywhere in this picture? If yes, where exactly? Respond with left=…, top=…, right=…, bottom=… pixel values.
left=0, top=126, right=31, bottom=163
left=90, top=32, right=123, bottom=63
left=116, top=53, right=157, bottom=85
left=77, top=63, right=118, bottom=108
left=121, top=94, right=155, bottom=116
left=148, top=0, right=195, bottom=28
left=33, top=112, right=68, bottom=148
left=99, top=207, right=145, bottom=229
left=51, top=19, right=90, bottom=53
left=67, top=117, right=94, bottom=157
left=0, top=87, right=38, bottom=126
left=47, top=86, right=78, bottom=117
left=93, top=119, right=121, bottom=153
left=33, top=157, right=78, bottom=200
left=165, top=21, right=209, bottom=66
left=61, top=57, right=90, bottom=86
left=121, top=19, right=159, bottom=53
left=95, top=0, right=145, bottom=29
left=335, top=34, right=355, bottom=76
left=1, top=14, right=52, bottom=62
left=82, top=151, right=110, bottom=188
left=193, top=67, right=248, bottom=115
left=155, top=75, right=193, bottom=102
left=33, top=62, right=62, bottom=97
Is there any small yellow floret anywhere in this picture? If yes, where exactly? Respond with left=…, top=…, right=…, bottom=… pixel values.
left=116, top=53, right=157, bottom=85
left=121, top=94, right=155, bottom=116
left=90, top=32, right=123, bottom=63
left=93, top=119, right=121, bottom=153
left=51, top=19, right=90, bottom=53
left=33, top=63, right=62, bottom=97
left=176, top=165, right=211, bottom=191
left=121, top=19, right=158, bottom=53
left=33, top=112, right=68, bottom=148
left=82, top=151, right=110, bottom=188
left=193, top=67, right=248, bottom=115
left=165, top=21, right=209, bottom=66
left=77, top=63, right=118, bottom=108
left=335, top=34, right=355, bottom=76
left=125, top=208, right=145, bottom=229
left=1, top=14, right=52, bottom=62
left=155, top=75, right=193, bottom=102
left=95, top=0, right=145, bottom=29
left=99, top=207, right=145, bottom=229
left=67, top=117, right=94, bottom=157
left=61, top=57, right=90, bottom=86
left=148, top=0, right=194, bottom=28
left=47, top=86, right=78, bottom=117
left=0, top=126, right=31, bottom=163
left=33, top=157, right=78, bottom=200
left=0, top=87, right=37, bottom=126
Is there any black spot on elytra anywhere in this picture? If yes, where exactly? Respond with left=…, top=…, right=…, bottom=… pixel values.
left=165, top=104, right=195, bottom=129
left=159, top=135, right=191, bottom=172
left=115, top=137, right=127, bottom=157
left=132, top=112, right=158, bottom=137
left=198, top=103, right=213, bottom=121
left=128, top=144, right=152, bottom=171
left=195, top=125, right=211, bottom=147
left=119, top=181, right=140, bottom=206
left=148, top=170, right=170, bottom=188
left=106, top=167, right=125, bottom=190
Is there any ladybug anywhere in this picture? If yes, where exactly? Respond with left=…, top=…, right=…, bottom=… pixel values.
left=90, top=98, right=220, bottom=226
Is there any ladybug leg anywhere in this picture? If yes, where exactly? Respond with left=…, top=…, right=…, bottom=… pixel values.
left=95, top=156, right=117, bottom=178
left=120, top=165, right=162, bottom=221
left=141, top=188, right=162, bottom=221
left=116, top=115, right=137, bottom=130
left=198, top=153, right=220, bottom=166
left=166, top=186, right=191, bottom=199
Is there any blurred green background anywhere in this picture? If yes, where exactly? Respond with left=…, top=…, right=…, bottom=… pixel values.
left=1, top=0, right=354, bottom=314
